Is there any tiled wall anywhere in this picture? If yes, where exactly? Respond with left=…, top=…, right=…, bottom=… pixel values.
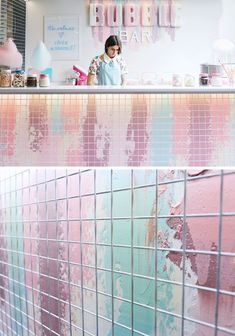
left=0, top=93, right=235, bottom=167
left=0, top=169, right=234, bottom=336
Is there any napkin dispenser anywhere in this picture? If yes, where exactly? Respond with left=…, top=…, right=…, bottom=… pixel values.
left=73, top=65, right=87, bottom=85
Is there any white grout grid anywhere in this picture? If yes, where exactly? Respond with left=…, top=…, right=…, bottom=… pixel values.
left=0, top=93, right=235, bottom=166
left=0, top=169, right=234, bottom=336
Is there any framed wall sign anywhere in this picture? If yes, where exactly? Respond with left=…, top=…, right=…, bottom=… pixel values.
left=44, top=15, right=79, bottom=60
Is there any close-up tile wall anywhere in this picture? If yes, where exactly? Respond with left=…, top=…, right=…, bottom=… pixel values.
left=0, top=169, right=234, bottom=336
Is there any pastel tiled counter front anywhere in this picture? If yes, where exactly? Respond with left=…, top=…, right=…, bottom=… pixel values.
left=0, top=86, right=235, bottom=166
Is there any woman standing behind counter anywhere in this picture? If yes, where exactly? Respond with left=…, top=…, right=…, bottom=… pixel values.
left=87, top=35, right=128, bottom=86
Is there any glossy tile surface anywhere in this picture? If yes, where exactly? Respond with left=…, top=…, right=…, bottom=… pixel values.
left=0, top=94, right=234, bottom=166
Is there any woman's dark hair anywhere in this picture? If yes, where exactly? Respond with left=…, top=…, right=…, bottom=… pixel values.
left=105, top=35, right=122, bottom=54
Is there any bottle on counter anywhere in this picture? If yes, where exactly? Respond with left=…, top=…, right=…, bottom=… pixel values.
left=39, top=73, right=50, bottom=87
left=199, top=73, right=209, bottom=86
left=26, top=74, right=38, bottom=87
left=0, top=69, right=12, bottom=87
left=12, top=69, right=25, bottom=88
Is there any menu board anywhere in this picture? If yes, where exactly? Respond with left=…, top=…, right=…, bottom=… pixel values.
left=44, top=15, right=79, bottom=60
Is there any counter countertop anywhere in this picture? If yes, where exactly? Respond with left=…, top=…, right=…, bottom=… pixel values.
left=1, top=85, right=235, bottom=94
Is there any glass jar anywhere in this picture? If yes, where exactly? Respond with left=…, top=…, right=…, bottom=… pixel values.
left=172, top=74, right=183, bottom=87
left=66, top=77, right=76, bottom=86
left=0, top=69, right=12, bottom=87
left=199, top=73, right=209, bottom=86
left=27, top=74, right=38, bottom=87
left=211, top=73, right=223, bottom=87
left=12, top=69, right=25, bottom=88
left=184, top=74, right=195, bottom=87
left=39, top=73, right=50, bottom=87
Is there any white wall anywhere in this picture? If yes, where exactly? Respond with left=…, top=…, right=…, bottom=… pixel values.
left=26, top=0, right=235, bottom=83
